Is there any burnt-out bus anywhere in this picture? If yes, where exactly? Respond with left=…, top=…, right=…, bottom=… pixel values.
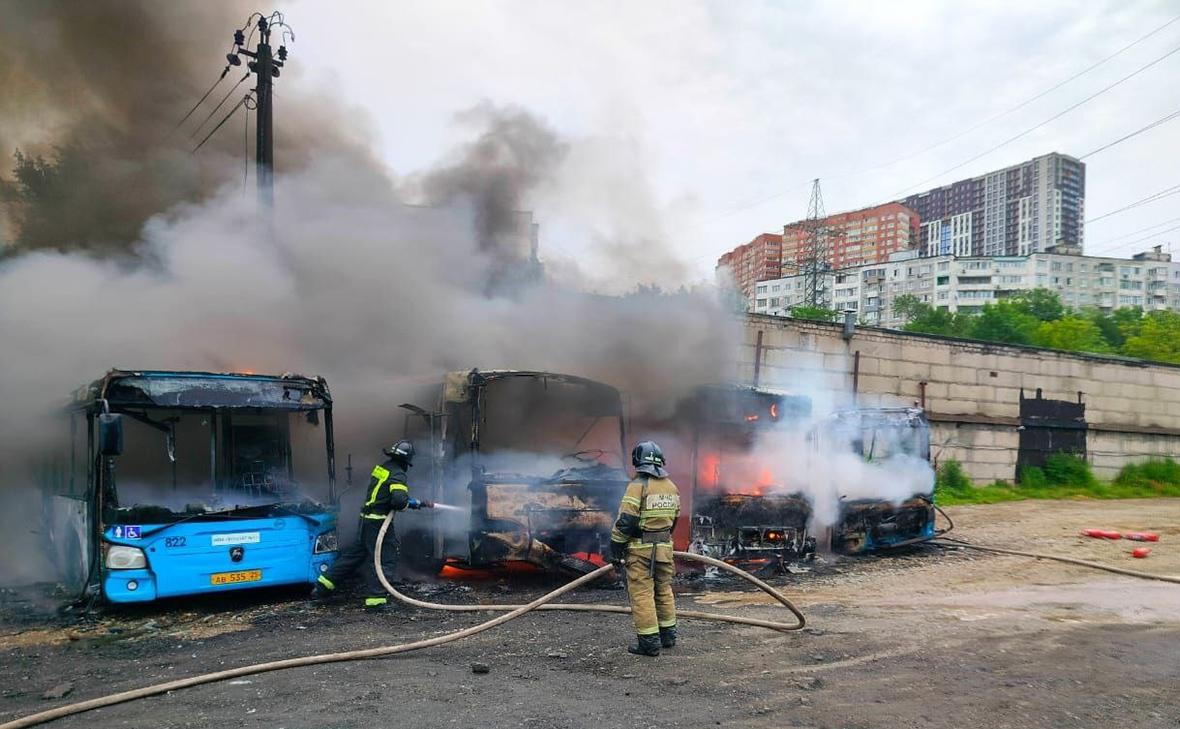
left=393, top=369, right=630, bottom=577
left=41, top=370, right=339, bottom=603
left=661, top=385, right=936, bottom=569
left=816, top=406, right=936, bottom=553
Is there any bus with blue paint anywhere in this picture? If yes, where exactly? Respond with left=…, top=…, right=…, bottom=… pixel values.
left=41, top=370, right=339, bottom=603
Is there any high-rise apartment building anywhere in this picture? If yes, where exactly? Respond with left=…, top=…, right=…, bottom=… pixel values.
left=781, top=202, right=918, bottom=270
left=716, top=232, right=785, bottom=298
left=901, top=152, right=1085, bottom=258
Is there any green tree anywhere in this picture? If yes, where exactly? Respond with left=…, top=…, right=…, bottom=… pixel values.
left=1006, top=288, right=1065, bottom=322
left=1031, top=316, right=1112, bottom=353
left=789, top=305, right=841, bottom=322
left=1121, top=311, right=1180, bottom=363
left=894, top=294, right=972, bottom=337
left=969, top=300, right=1040, bottom=345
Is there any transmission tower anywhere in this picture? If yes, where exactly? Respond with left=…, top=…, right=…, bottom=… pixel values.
left=801, top=178, right=833, bottom=309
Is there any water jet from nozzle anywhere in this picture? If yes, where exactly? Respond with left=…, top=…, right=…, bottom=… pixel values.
left=430, top=503, right=462, bottom=512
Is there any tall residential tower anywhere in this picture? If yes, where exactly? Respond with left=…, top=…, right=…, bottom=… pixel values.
left=901, top=152, right=1085, bottom=258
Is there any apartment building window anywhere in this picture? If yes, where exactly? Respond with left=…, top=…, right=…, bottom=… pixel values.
left=772, top=284, right=781, bottom=292
left=938, top=261, right=950, bottom=271
left=756, top=285, right=767, bottom=294
left=1052, top=261, right=1062, bottom=271
left=1119, top=280, right=1143, bottom=291
left=756, top=298, right=767, bottom=308
left=769, top=298, right=780, bottom=307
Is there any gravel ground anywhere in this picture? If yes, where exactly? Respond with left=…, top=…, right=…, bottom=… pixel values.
left=2, top=498, right=1179, bottom=729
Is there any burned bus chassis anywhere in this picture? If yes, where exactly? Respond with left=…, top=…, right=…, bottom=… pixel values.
left=398, top=370, right=630, bottom=577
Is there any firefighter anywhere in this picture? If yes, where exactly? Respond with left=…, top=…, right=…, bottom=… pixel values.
left=312, top=439, right=430, bottom=607
left=609, top=440, right=680, bottom=656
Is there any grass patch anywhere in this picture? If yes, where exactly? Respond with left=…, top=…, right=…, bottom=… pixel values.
left=934, top=455, right=1180, bottom=505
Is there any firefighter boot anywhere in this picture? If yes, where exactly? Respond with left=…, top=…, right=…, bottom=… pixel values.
left=310, top=575, right=335, bottom=602
left=659, top=625, right=677, bottom=649
left=627, top=634, right=661, bottom=657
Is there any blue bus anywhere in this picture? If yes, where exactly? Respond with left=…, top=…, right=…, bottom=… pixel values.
left=41, top=370, right=339, bottom=603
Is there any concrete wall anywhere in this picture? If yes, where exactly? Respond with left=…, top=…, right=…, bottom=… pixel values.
left=740, top=314, right=1180, bottom=482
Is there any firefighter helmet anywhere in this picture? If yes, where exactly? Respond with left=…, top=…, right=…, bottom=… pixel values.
left=383, top=439, right=415, bottom=466
left=631, top=440, right=667, bottom=478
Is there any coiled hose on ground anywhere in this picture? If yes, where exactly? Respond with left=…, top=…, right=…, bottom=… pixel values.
left=0, top=514, right=806, bottom=729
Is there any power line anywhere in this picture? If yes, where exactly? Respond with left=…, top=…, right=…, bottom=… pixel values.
left=189, top=72, right=249, bottom=140
left=841, top=12, right=1180, bottom=178
left=1088, top=222, right=1180, bottom=257
left=192, top=97, right=248, bottom=154
left=714, top=13, right=1180, bottom=218
left=1088, top=214, right=1180, bottom=246
left=173, top=65, right=231, bottom=133
left=1086, top=183, right=1180, bottom=225
left=1079, top=107, right=1180, bottom=159
left=893, top=41, right=1180, bottom=197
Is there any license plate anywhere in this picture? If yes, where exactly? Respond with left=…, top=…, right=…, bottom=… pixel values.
left=211, top=569, right=262, bottom=586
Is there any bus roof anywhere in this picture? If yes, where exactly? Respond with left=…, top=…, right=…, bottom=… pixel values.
left=73, top=369, right=331, bottom=411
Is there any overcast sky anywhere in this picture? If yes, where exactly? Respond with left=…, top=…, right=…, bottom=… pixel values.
left=290, top=0, right=1180, bottom=284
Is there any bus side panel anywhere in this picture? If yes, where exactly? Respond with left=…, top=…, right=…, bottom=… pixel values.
left=103, top=515, right=336, bottom=603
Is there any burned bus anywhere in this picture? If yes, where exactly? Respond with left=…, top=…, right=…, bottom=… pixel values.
left=41, top=370, right=339, bottom=603
left=667, top=385, right=936, bottom=569
left=394, top=369, right=630, bottom=577
left=668, top=384, right=817, bottom=570
left=818, top=406, right=936, bottom=553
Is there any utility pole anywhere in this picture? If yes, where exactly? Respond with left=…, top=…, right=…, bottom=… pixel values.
left=801, top=179, right=835, bottom=309
left=230, top=13, right=291, bottom=209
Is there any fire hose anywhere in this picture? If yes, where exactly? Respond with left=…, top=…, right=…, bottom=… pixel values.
left=0, top=513, right=805, bottom=729
left=932, top=537, right=1180, bottom=584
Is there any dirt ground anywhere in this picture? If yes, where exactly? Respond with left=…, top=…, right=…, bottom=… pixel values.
left=2, top=498, right=1179, bottom=729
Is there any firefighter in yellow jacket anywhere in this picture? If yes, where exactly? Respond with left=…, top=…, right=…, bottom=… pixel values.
left=610, top=440, right=680, bottom=656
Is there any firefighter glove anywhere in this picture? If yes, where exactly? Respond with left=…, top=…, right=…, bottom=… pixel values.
left=609, top=540, right=627, bottom=570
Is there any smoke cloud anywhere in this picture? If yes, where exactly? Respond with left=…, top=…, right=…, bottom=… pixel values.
left=0, top=86, right=738, bottom=583
left=0, top=0, right=377, bottom=254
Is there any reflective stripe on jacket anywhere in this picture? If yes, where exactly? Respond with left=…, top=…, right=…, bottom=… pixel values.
left=360, top=459, right=410, bottom=519
left=610, top=475, right=680, bottom=552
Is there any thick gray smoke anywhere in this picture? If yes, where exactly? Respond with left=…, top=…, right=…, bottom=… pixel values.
left=0, top=98, right=739, bottom=582
left=0, top=0, right=377, bottom=254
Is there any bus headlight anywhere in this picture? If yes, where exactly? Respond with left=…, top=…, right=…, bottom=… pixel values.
left=313, top=531, right=338, bottom=554
left=106, top=545, right=147, bottom=570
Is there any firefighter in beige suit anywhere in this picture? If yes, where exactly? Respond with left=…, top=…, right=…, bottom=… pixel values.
left=609, top=440, right=680, bottom=657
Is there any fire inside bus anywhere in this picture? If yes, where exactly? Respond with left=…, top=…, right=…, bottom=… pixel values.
left=394, top=369, right=630, bottom=577
left=40, top=370, right=339, bottom=603
left=665, top=385, right=937, bottom=571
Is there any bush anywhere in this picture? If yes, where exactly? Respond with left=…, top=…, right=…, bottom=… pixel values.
left=935, top=459, right=972, bottom=496
left=1041, top=452, right=1098, bottom=488
left=1114, top=458, right=1180, bottom=492
left=1017, top=465, right=1047, bottom=489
